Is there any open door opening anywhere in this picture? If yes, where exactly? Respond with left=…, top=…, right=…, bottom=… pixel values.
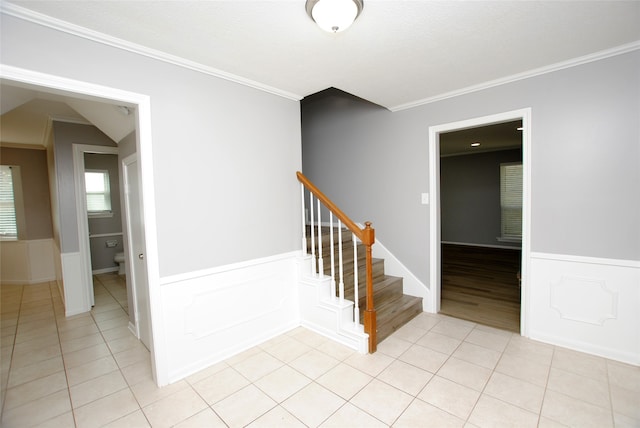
left=438, top=121, right=523, bottom=332
left=1, top=65, right=165, bottom=385
left=429, top=109, right=531, bottom=336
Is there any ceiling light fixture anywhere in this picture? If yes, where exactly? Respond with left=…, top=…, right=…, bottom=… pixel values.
left=471, top=142, right=481, bottom=147
left=306, top=0, right=364, bottom=33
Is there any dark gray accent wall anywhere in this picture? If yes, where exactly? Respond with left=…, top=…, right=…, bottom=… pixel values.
left=302, top=51, right=640, bottom=285
left=85, top=153, right=123, bottom=271
left=440, top=149, right=522, bottom=248
left=52, top=122, right=117, bottom=253
left=0, top=147, right=53, bottom=240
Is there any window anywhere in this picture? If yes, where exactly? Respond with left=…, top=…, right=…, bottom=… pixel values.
left=85, top=170, right=112, bottom=216
left=0, top=165, right=18, bottom=240
left=500, top=162, right=522, bottom=241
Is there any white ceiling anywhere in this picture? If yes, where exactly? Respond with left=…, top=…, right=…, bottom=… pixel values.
left=1, top=1, right=639, bottom=147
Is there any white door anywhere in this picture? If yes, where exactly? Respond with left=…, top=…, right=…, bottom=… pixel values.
left=123, top=154, right=151, bottom=349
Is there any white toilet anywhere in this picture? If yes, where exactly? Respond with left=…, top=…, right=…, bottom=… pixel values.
left=114, top=252, right=125, bottom=275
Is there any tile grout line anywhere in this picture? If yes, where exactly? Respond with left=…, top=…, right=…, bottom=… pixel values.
left=90, top=276, right=153, bottom=428
left=50, top=280, right=79, bottom=427
left=0, top=283, right=24, bottom=421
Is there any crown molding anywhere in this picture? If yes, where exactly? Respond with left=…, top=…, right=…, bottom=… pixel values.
left=390, top=40, right=640, bottom=112
left=1, top=3, right=303, bottom=102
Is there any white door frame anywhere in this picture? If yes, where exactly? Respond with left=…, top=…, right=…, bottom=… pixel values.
left=72, top=144, right=119, bottom=309
left=0, top=65, right=167, bottom=385
left=428, top=108, right=532, bottom=336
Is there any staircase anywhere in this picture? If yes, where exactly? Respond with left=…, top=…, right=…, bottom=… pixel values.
left=309, top=226, right=423, bottom=344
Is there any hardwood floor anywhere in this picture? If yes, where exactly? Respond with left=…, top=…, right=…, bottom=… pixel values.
left=440, top=244, right=521, bottom=332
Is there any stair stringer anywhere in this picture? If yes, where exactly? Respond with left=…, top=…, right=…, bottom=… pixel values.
left=360, top=225, right=432, bottom=313
left=297, top=256, right=369, bottom=354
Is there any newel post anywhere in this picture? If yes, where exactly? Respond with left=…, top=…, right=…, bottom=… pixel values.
left=362, top=221, right=377, bottom=353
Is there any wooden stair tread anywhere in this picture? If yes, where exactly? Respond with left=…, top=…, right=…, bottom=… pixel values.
left=370, top=294, right=423, bottom=343
left=308, top=225, right=423, bottom=349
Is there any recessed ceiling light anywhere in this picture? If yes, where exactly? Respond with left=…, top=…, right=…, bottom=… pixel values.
left=471, top=142, right=481, bottom=147
left=517, top=127, right=524, bottom=131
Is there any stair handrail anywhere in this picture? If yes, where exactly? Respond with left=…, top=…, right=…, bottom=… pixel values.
left=296, top=171, right=377, bottom=353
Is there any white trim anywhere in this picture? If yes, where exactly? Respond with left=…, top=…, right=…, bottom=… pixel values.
left=60, top=251, right=88, bottom=316
left=73, top=143, right=119, bottom=310
left=92, top=267, right=119, bottom=275
left=160, top=251, right=300, bottom=286
left=1, top=3, right=302, bottom=103
left=370, top=237, right=430, bottom=310
left=429, top=108, right=532, bottom=336
left=531, top=252, right=640, bottom=269
left=391, top=41, right=640, bottom=112
left=0, top=65, right=166, bottom=386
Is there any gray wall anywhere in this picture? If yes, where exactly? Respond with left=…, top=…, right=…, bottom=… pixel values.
left=2, top=13, right=302, bottom=277
left=302, top=51, right=640, bottom=285
left=85, top=153, right=123, bottom=271
left=0, top=147, right=53, bottom=240
left=52, top=122, right=117, bottom=254
left=440, top=149, right=522, bottom=248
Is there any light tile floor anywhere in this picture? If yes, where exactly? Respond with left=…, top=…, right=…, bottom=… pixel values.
left=1, top=274, right=639, bottom=427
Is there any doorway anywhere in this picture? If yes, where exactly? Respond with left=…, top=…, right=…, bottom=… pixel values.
left=438, top=121, right=523, bottom=332
left=1, top=65, right=165, bottom=385
left=428, top=109, right=531, bottom=335
left=73, top=145, right=119, bottom=309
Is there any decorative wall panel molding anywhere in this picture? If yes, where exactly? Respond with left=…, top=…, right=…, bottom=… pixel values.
left=529, top=253, right=639, bottom=365
left=160, top=253, right=299, bottom=383
left=550, top=276, right=617, bottom=325
left=184, top=273, right=285, bottom=339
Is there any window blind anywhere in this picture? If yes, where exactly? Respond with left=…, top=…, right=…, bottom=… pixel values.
left=500, top=162, right=523, bottom=239
left=0, top=165, right=18, bottom=239
left=85, top=170, right=112, bottom=212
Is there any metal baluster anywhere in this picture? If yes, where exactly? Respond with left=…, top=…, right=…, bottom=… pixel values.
left=317, top=199, right=323, bottom=276
left=309, top=193, right=316, bottom=276
left=353, top=233, right=360, bottom=328
left=338, top=221, right=344, bottom=300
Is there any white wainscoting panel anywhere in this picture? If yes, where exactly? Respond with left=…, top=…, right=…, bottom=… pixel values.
left=61, top=252, right=91, bottom=317
left=27, top=239, right=56, bottom=283
left=529, top=252, right=640, bottom=365
left=0, top=239, right=56, bottom=284
left=0, top=240, right=29, bottom=284
left=159, top=252, right=300, bottom=383
left=52, top=240, right=64, bottom=303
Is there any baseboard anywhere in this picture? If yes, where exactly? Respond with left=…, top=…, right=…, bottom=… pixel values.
left=442, top=241, right=522, bottom=250
left=92, top=267, right=119, bottom=275
left=128, top=322, right=138, bottom=339
left=0, top=276, right=57, bottom=285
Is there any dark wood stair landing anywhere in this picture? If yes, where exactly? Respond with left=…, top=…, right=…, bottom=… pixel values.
left=308, top=226, right=422, bottom=344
